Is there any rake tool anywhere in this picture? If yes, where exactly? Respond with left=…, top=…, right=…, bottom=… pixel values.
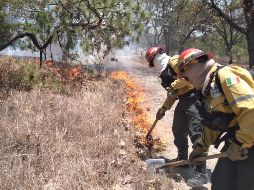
left=145, top=119, right=158, bottom=141
left=155, top=152, right=227, bottom=172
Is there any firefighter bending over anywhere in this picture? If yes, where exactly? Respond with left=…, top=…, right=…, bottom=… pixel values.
left=145, top=47, right=208, bottom=187
left=178, top=48, right=254, bottom=190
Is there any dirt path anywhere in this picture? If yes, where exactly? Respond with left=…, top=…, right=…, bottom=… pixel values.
left=108, top=53, right=221, bottom=190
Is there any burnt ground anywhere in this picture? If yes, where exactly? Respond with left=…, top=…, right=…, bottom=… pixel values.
left=107, top=53, right=223, bottom=190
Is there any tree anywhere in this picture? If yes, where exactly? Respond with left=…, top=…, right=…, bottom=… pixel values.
left=142, top=0, right=210, bottom=55
left=0, top=0, right=146, bottom=64
left=206, top=0, right=244, bottom=64
left=213, top=17, right=243, bottom=64
left=0, top=2, right=14, bottom=45
left=204, top=0, right=254, bottom=67
left=171, top=0, right=209, bottom=52
left=143, top=4, right=164, bottom=47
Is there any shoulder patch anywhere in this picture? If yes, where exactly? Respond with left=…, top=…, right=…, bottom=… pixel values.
left=210, top=81, right=222, bottom=97
left=225, top=76, right=240, bottom=86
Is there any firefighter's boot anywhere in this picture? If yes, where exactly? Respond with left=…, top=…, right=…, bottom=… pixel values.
left=169, top=150, right=188, bottom=161
left=187, top=162, right=209, bottom=188
left=168, top=151, right=189, bottom=168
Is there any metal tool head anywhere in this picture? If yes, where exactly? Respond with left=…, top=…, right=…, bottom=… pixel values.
left=146, top=158, right=165, bottom=174
left=146, top=134, right=153, bottom=143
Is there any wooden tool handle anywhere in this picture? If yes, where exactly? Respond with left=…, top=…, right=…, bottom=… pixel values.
left=157, top=152, right=228, bottom=169
left=145, top=119, right=158, bottom=139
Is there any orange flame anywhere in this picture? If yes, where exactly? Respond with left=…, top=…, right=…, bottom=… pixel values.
left=111, top=71, right=152, bottom=134
left=44, top=60, right=54, bottom=66
left=68, top=66, right=81, bottom=79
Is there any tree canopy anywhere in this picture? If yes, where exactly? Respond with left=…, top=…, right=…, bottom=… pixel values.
left=0, top=0, right=146, bottom=62
left=2, top=0, right=254, bottom=67
left=142, top=0, right=251, bottom=66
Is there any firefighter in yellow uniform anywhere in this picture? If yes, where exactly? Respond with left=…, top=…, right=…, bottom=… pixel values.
left=178, top=48, right=254, bottom=190
left=146, top=47, right=208, bottom=187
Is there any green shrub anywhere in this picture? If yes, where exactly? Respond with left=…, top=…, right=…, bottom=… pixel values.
left=0, top=57, right=65, bottom=93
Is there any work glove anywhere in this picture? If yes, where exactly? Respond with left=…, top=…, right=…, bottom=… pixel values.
left=226, top=138, right=248, bottom=161
left=156, top=107, right=166, bottom=120
left=189, top=141, right=208, bottom=164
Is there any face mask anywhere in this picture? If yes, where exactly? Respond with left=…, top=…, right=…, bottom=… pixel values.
left=153, top=53, right=170, bottom=72
left=183, top=59, right=215, bottom=90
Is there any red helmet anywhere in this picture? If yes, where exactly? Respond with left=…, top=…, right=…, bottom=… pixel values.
left=178, top=48, right=212, bottom=73
left=146, top=47, right=165, bottom=67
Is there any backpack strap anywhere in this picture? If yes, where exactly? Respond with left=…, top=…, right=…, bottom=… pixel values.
left=204, top=65, right=225, bottom=97
left=214, top=66, right=225, bottom=94
left=205, top=65, right=254, bottom=106
left=214, top=66, right=254, bottom=95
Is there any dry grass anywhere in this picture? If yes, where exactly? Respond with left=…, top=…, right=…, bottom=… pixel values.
left=0, top=81, right=173, bottom=190
left=0, top=57, right=173, bottom=190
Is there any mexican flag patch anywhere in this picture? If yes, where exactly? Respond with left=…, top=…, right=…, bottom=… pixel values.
left=226, top=76, right=241, bottom=86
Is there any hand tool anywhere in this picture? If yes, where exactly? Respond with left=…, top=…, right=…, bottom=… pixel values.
left=155, top=152, right=227, bottom=171
left=145, top=119, right=158, bottom=140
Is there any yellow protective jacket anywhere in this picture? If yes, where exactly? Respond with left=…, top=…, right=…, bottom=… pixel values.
left=161, top=55, right=194, bottom=110
left=199, top=64, right=254, bottom=148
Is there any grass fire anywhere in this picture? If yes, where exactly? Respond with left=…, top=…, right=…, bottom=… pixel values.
left=111, top=71, right=165, bottom=150
left=0, top=57, right=170, bottom=189
left=111, top=71, right=151, bottom=133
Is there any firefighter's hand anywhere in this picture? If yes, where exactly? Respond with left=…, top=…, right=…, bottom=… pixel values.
left=189, top=142, right=208, bottom=163
left=156, top=107, right=166, bottom=120
left=227, top=139, right=248, bottom=161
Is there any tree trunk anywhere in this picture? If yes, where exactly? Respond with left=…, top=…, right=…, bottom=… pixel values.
left=225, top=46, right=233, bottom=65
left=243, top=0, right=254, bottom=68
left=229, top=54, right=233, bottom=65
left=164, top=29, right=170, bottom=55
left=226, top=51, right=233, bottom=65
left=40, top=50, right=43, bottom=68
left=246, top=30, right=254, bottom=68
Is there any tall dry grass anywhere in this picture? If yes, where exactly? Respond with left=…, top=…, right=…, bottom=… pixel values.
left=0, top=82, right=174, bottom=189
left=0, top=57, right=173, bottom=190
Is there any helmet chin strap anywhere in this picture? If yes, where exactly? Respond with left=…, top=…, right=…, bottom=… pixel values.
left=153, top=53, right=171, bottom=72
